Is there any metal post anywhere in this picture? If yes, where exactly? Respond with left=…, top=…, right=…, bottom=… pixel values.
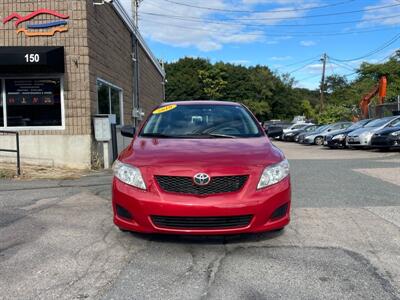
left=111, top=123, right=118, bottom=161
left=398, top=95, right=400, bottom=112
left=16, top=132, right=21, bottom=176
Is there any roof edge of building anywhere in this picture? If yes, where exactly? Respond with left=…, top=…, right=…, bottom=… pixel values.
left=112, top=0, right=166, bottom=78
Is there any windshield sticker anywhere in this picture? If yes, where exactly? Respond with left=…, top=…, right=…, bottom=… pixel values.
left=153, top=104, right=177, bottom=114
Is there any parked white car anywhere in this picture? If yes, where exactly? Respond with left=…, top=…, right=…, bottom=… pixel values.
left=346, top=116, right=400, bottom=148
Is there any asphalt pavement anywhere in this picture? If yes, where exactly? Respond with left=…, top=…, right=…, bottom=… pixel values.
left=0, top=142, right=399, bottom=300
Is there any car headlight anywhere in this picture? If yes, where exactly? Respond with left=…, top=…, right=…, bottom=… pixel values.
left=333, top=134, right=346, bottom=141
left=257, top=159, right=290, bottom=189
left=390, top=131, right=400, bottom=137
left=286, top=132, right=294, bottom=136
left=113, top=160, right=146, bottom=190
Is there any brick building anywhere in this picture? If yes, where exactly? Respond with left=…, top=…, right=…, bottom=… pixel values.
left=0, top=0, right=165, bottom=169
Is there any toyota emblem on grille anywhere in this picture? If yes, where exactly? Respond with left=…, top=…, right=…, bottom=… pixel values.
left=193, top=173, right=210, bottom=186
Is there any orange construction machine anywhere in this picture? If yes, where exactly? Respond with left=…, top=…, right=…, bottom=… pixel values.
left=359, top=75, right=387, bottom=119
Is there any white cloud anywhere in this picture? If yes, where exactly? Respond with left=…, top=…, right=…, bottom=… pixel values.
left=116, top=0, right=322, bottom=52
left=300, top=40, right=316, bottom=47
left=271, top=55, right=292, bottom=61
left=359, top=0, right=400, bottom=27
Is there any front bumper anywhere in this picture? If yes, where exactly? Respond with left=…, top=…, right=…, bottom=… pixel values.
left=112, top=176, right=291, bottom=235
left=346, top=135, right=372, bottom=147
left=283, top=134, right=296, bottom=142
left=324, top=136, right=346, bottom=148
left=303, top=137, right=314, bottom=144
left=371, top=136, right=400, bottom=148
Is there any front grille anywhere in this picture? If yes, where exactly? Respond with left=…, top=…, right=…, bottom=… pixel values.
left=155, top=175, right=248, bottom=195
left=371, top=136, right=392, bottom=146
left=151, top=215, right=253, bottom=229
left=347, top=136, right=360, bottom=144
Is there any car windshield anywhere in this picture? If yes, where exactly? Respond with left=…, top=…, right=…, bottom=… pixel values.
left=389, top=118, right=400, bottom=127
left=346, top=123, right=360, bottom=131
left=140, top=104, right=262, bottom=138
left=291, top=124, right=307, bottom=130
left=315, top=125, right=329, bottom=132
left=364, top=117, right=393, bottom=128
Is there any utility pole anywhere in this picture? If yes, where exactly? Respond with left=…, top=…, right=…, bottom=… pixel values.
left=132, top=0, right=143, bottom=28
left=319, top=53, right=327, bottom=112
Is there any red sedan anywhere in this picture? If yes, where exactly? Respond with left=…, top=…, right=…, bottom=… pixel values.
left=112, top=101, right=291, bottom=235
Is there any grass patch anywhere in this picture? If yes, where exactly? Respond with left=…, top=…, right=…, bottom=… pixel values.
left=0, top=169, right=16, bottom=179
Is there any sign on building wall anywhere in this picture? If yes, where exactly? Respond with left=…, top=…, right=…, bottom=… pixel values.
left=2, top=9, right=69, bottom=37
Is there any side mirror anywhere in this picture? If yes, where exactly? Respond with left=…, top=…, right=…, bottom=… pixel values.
left=121, top=125, right=136, bottom=138
left=327, top=129, right=331, bottom=132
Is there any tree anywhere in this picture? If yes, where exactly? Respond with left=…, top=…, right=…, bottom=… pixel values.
left=198, top=67, right=227, bottom=99
left=242, top=100, right=270, bottom=119
left=300, top=100, right=316, bottom=120
left=163, top=54, right=400, bottom=122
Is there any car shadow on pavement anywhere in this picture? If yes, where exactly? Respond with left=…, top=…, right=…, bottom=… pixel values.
left=126, top=229, right=285, bottom=245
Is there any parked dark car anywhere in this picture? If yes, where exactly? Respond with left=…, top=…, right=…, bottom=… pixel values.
left=263, top=122, right=291, bottom=139
left=297, top=125, right=328, bottom=143
left=324, top=119, right=372, bottom=149
left=283, top=124, right=319, bottom=142
left=265, top=125, right=284, bottom=138
left=302, top=122, right=353, bottom=145
left=370, top=118, right=400, bottom=149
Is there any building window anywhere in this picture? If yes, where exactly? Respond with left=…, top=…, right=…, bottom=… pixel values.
left=97, top=79, right=123, bottom=125
left=0, top=78, right=63, bottom=128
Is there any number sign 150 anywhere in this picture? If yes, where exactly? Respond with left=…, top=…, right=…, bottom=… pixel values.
left=25, top=54, right=40, bottom=63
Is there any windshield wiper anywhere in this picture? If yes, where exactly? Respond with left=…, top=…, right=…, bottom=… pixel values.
left=140, top=133, right=175, bottom=138
left=140, top=133, right=237, bottom=139
left=197, top=133, right=237, bottom=138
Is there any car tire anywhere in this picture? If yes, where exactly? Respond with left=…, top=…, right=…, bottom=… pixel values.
left=314, top=136, right=323, bottom=145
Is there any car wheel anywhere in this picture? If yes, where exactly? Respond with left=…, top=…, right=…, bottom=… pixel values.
left=314, top=136, right=323, bottom=145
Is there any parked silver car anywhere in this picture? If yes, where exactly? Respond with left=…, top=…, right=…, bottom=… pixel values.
left=346, top=116, right=400, bottom=148
left=303, top=122, right=353, bottom=145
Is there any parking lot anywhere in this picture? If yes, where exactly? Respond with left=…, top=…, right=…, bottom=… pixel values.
left=0, top=142, right=399, bottom=300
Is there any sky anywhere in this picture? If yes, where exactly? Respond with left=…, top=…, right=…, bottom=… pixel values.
left=118, top=0, right=400, bottom=90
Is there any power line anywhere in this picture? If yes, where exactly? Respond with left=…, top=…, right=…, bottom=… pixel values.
left=159, top=0, right=357, bottom=14
left=329, top=60, right=357, bottom=72
left=139, top=12, right=400, bottom=28
left=330, top=32, right=400, bottom=62
left=296, top=73, right=321, bottom=82
left=281, top=55, right=321, bottom=68
left=139, top=18, right=399, bottom=37
left=140, top=3, right=400, bottom=22
left=287, top=61, right=319, bottom=74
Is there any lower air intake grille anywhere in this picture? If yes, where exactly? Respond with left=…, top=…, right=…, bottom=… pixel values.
left=151, top=215, right=253, bottom=229
left=155, top=175, right=248, bottom=195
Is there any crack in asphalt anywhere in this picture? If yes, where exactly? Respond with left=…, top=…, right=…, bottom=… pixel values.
left=198, top=245, right=400, bottom=300
left=363, top=207, right=400, bottom=230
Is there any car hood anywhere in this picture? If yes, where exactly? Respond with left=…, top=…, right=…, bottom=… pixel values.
left=307, top=130, right=329, bottom=138
left=285, top=129, right=304, bottom=135
left=327, top=128, right=356, bottom=136
left=374, top=126, right=400, bottom=136
left=119, top=137, right=284, bottom=168
left=348, top=127, right=379, bottom=136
